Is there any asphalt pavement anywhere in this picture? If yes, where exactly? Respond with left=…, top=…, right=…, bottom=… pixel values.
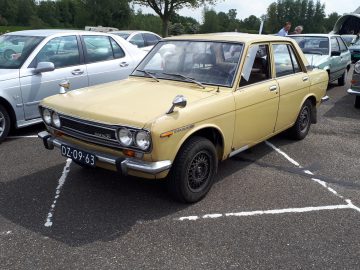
left=0, top=71, right=359, bottom=269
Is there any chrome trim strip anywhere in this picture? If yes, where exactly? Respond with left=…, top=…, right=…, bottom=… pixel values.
left=229, top=145, right=249, bottom=158
left=17, top=118, right=43, bottom=128
left=25, top=101, right=40, bottom=106
left=38, top=131, right=171, bottom=175
left=347, top=89, right=360, bottom=96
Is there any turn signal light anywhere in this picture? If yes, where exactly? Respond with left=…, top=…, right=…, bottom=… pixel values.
left=123, top=149, right=135, bottom=157
left=54, top=130, right=64, bottom=136
left=160, top=131, right=174, bottom=138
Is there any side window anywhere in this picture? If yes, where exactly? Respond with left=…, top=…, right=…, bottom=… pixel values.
left=240, top=44, right=270, bottom=87
left=331, top=37, right=340, bottom=52
left=288, top=46, right=301, bottom=73
left=143, top=33, right=160, bottom=47
left=83, top=35, right=114, bottom=63
left=34, top=35, right=80, bottom=69
left=110, top=38, right=125, bottom=59
left=273, top=44, right=297, bottom=77
left=130, top=34, right=145, bottom=48
left=337, top=37, right=347, bottom=52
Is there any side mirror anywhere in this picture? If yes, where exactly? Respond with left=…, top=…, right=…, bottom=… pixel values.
left=34, top=62, right=55, bottom=74
left=166, top=95, right=187, bottom=114
left=331, top=51, right=341, bottom=56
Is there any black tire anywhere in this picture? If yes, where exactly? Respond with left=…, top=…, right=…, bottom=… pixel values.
left=3, top=49, right=16, bottom=61
left=0, top=104, right=10, bottom=143
left=338, top=69, right=347, bottom=86
left=355, top=96, right=360, bottom=109
left=167, top=136, right=218, bottom=203
left=289, top=100, right=312, bottom=140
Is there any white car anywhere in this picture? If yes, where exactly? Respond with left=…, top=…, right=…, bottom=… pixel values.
left=0, top=29, right=146, bottom=142
left=112, top=31, right=161, bottom=52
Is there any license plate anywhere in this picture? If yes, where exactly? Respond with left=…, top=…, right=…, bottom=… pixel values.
left=61, top=145, right=96, bottom=167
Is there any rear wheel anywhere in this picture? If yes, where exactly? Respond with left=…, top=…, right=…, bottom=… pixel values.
left=355, top=96, right=360, bottom=109
left=167, top=136, right=218, bottom=203
left=289, top=100, right=312, bottom=140
left=338, top=69, right=347, bottom=86
left=0, top=104, right=11, bottom=143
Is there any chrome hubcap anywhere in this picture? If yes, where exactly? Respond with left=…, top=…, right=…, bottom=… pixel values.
left=187, top=151, right=211, bottom=192
left=299, top=107, right=310, bottom=132
left=0, top=111, right=5, bottom=136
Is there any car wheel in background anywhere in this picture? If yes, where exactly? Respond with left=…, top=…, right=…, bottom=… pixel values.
left=3, top=49, right=16, bottom=61
left=355, top=96, right=360, bottom=109
left=0, top=105, right=11, bottom=143
left=338, top=69, right=347, bottom=86
left=289, top=100, right=312, bottom=140
left=167, top=136, right=218, bottom=203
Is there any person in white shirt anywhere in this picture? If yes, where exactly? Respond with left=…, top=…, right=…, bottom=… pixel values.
left=277, top=22, right=292, bottom=36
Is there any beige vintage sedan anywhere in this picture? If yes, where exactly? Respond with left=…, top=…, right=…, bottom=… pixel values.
left=38, top=34, right=329, bottom=203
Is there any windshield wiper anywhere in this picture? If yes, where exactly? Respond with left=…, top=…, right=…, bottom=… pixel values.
left=162, top=72, right=205, bottom=89
left=135, top=69, right=159, bottom=82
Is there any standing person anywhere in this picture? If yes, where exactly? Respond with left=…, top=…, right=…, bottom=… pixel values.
left=277, top=22, right=291, bottom=36
left=291, top=25, right=303, bottom=34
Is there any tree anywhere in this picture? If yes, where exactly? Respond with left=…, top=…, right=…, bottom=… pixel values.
left=200, top=8, right=219, bottom=33
left=134, top=0, right=218, bottom=37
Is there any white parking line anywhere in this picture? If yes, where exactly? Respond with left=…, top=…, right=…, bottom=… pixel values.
left=178, top=204, right=353, bottom=221
left=44, top=158, right=72, bottom=228
left=265, top=141, right=360, bottom=212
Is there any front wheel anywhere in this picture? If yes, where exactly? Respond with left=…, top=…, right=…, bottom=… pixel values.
left=167, top=136, right=218, bottom=203
left=0, top=105, right=11, bottom=143
left=355, top=96, right=360, bottom=109
left=289, top=100, right=312, bottom=140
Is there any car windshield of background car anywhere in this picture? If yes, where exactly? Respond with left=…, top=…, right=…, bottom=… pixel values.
left=0, top=35, right=44, bottom=69
left=291, top=36, right=329, bottom=55
left=132, top=40, right=243, bottom=87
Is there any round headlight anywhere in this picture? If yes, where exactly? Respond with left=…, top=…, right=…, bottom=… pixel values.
left=355, top=61, right=360, bottom=74
left=42, top=108, right=52, bottom=125
left=118, top=128, right=133, bottom=146
left=135, top=131, right=150, bottom=150
left=52, top=112, right=61, bottom=128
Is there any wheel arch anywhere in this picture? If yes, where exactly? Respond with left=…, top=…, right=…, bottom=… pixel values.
left=300, top=94, right=317, bottom=124
left=0, top=97, right=16, bottom=129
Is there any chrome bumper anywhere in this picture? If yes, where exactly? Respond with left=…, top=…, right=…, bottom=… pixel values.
left=321, top=95, right=329, bottom=103
left=38, top=131, right=171, bottom=175
left=347, top=89, right=360, bottom=96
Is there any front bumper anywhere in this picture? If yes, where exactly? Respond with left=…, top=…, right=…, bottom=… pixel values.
left=347, top=89, right=360, bottom=96
left=38, top=131, right=172, bottom=176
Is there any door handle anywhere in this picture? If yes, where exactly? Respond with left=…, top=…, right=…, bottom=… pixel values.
left=119, top=62, right=129, bottom=67
left=71, top=69, right=84, bottom=75
left=302, top=76, right=309, bottom=82
left=269, top=85, right=277, bottom=91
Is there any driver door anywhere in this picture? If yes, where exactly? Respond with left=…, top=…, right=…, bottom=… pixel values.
left=19, top=35, right=88, bottom=120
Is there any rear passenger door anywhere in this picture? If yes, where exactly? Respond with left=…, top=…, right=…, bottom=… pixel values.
left=20, top=35, right=88, bottom=120
left=81, top=35, right=133, bottom=86
left=337, top=37, right=350, bottom=73
left=272, top=43, right=310, bottom=132
left=329, top=37, right=342, bottom=81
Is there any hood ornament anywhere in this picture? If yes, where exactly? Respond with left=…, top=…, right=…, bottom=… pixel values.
left=166, top=95, right=187, bottom=114
left=59, top=80, right=70, bottom=94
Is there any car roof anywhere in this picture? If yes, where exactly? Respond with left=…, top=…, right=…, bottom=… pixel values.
left=112, top=30, right=159, bottom=35
left=289, top=34, right=340, bottom=38
left=5, top=29, right=115, bottom=37
left=164, top=33, right=294, bottom=43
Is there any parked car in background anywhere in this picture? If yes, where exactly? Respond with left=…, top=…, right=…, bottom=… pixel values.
left=38, top=34, right=328, bottom=202
left=112, top=30, right=161, bottom=52
left=290, top=34, right=351, bottom=85
left=348, top=37, right=360, bottom=62
left=348, top=60, right=360, bottom=108
left=0, top=29, right=146, bottom=142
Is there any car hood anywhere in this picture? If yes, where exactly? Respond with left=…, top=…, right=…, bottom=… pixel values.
left=0, top=69, right=19, bottom=82
left=42, top=77, right=218, bottom=128
left=303, top=54, right=329, bottom=68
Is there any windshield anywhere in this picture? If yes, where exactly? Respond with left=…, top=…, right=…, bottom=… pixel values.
left=114, top=33, right=130, bottom=40
left=291, top=36, right=329, bottom=55
left=0, top=35, right=44, bottom=69
left=132, top=40, right=243, bottom=87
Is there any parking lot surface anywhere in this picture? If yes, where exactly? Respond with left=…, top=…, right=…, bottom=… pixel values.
left=1, top=72, right=359, bottom=269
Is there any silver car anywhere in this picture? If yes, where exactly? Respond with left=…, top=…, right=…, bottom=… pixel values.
left=0, top=29, right=146, bottom=142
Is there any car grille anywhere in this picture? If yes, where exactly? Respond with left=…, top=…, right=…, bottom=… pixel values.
left=59, top=115, right=121, bottom=148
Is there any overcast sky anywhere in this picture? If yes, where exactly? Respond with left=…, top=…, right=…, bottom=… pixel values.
left=134, top=0, right=360, bottom=22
